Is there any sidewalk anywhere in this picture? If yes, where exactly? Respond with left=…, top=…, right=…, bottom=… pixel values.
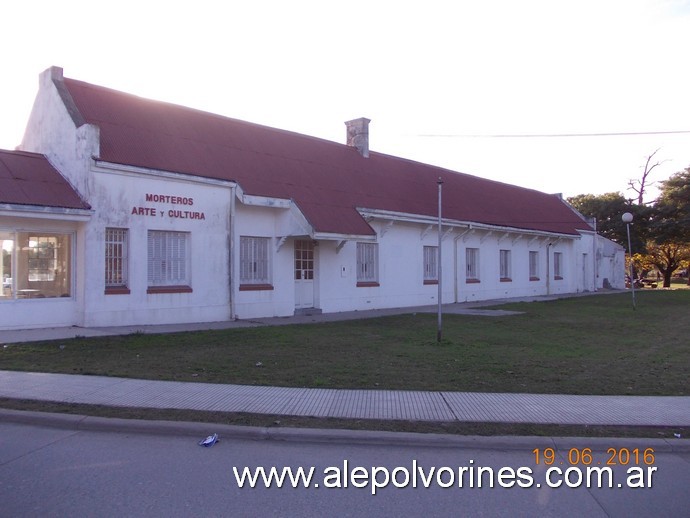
left=1, top=370, right=688, bottom=426
left=1, top=292, right=688, bottom=428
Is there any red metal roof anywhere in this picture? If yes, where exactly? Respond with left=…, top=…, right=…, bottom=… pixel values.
left=61, top=76, right=590, bottom=236
left=0, top=149, right=90, bottom=210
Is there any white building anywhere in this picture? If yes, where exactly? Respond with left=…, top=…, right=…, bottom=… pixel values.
left=0, top=67, right=625, bottom=330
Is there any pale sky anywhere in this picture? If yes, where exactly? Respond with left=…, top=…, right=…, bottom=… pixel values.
left=2, top=0, right=689, bottom=202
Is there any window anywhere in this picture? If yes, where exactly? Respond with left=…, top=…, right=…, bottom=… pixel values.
left=240, top=236, right=272, bottom=290
left=423, top=245, right=438, bottom=284
left=500, top=250, right=512, bottom=281
left=105, top=228, right=129, bottom=293
left=356, top=242, right=379, bottom=286
left=147, top=231, right=191, bottom=293
left=2, top=232, right=72, bottom=299
left=554, top=252, right=563, bottom=279
left=1, top=233, right=14, bottom=299
left=466, top=248, right=479, bottom=282
left=529, top=251, right=539, bottom=281
left=294, top=240, right=314, bottom=281
left=28, top=236, right=58, bottom=281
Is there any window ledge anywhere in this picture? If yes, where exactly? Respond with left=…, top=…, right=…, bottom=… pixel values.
left=500, top=278, right=512, bottom=283
left=239, top=284, right=274, bottom=291
left=554, top=276, right=564, bottom=281
left=147, top=285, right=193, bottom=294
left=105, top=286, right=131, bottom=295
left=529, top=276, right=540, bottom=282
left=356, top=281, right=380, bottom=288
left=466, top=278, right=481, bottom=284
left=423, top=279, right=438, bottom=285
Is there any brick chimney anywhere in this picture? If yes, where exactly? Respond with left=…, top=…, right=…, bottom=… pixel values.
left=345, top=117, right=370, bottom=158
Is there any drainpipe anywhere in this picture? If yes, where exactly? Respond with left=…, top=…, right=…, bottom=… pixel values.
left=592, top=217, right=598, bottom=292
left=453, top=234, right=458, bottom=303
left=546, top=243, right=552, bottom=295
left=453, top=225, right=471, bottom=303
left=229, top=184, right=236, bottom=320
left=437, top=178, right=443, bottom=343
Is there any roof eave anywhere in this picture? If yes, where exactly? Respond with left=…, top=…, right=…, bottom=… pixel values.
left=0, top=203, right=93, bottom=221
left=312, top=232, right=378, bottom=242
left=94, top=159, right=236, bottom=187
left=357, top=207, right=581, bottom=239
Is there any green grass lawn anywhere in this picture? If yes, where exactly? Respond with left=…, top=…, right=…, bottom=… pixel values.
left=1, top=291, right=688, bottom=396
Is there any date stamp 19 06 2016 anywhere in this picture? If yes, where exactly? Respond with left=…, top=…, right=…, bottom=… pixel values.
left=532, top=447, right=655, bottom=466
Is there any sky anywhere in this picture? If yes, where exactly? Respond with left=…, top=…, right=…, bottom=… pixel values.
left=2, top=0, right=689, bottom=203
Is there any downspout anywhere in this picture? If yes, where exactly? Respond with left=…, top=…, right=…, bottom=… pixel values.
left=453, top=234, right=458, bottom=303
left=592, top=218, right=598, bottom=291
left=453, top=226, right=469, bottom=303
left=229, top=184, right=236, bottom=320
left=546, top=243, right=552, bottom=295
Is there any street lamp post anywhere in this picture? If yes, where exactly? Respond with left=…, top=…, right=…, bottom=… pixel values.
left=622, top=212, right=636, bottom=310
left=437, top=177, right=443, bottom=342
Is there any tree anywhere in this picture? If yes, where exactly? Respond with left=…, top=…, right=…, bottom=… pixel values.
left=644, top=242, right=690, bottom=288
left=628, top=148, right=667, bottom=205
left=569, top=164, right=689, bottom=288
left=649, top=167, right=690, bottom=286
left=653, top=167, right=690, bottom=243
left=567, top=192, right=650, bottom=252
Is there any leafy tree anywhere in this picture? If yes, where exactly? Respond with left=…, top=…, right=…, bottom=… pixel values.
left=567, top=192, right=650, bottom=252
left=569, top=165, right=690, bottom=288
left=652, top=167, right=690, bottom=243
left=644, top=242, right=690, bottom=288
left=649, top=167, right=690, bottom=286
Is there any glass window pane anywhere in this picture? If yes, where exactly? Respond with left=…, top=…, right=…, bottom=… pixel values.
left=16, top=233, right=71, bottom=298
left=1, top=234, right=14, bottom=299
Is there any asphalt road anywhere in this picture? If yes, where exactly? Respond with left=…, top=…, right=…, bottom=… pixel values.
left=1, top=421, right=688, bottom=517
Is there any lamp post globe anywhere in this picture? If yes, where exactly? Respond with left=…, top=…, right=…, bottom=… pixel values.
left=622, top=212, right=635, bottom=309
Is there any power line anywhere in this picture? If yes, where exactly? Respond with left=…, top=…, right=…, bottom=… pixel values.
left=415, top=130, right=690, bottom=138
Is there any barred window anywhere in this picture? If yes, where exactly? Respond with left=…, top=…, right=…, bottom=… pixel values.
left=500, top=249, right=512, bottom=280
left=423, top=245, right=438, bottom=282
left=466, top=248, right=479, bottom=281
left=147, top=231, right=190, bottom=287
left=529, top=251, right=539, bottom=280
left=554, top=252, right=563, bottom=279
left=357, top=242, right=378, bottom=284
left=105, top=228, right=128, bottom=288
left=240, top=236, right=270, bottom=285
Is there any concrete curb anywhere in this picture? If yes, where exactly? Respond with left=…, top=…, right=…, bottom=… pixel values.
left=2, top=408, right=688, bottom=453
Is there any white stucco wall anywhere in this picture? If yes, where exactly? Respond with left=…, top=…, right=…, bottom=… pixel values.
left=20, top=67, right=98, bottom=199
left=455, top=231, right=581, bottom=302
left=316, top=222, right=446, bottom=313
left=290, top=221, right=588, bottom=313
left=81, top=166, right=233, bottom=327
left=595, top=235, right=626, bottom=289
left=233, top=203, right=296, bottom=319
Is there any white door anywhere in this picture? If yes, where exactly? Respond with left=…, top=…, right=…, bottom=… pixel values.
left=295, top=240, right=315, bottom=309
